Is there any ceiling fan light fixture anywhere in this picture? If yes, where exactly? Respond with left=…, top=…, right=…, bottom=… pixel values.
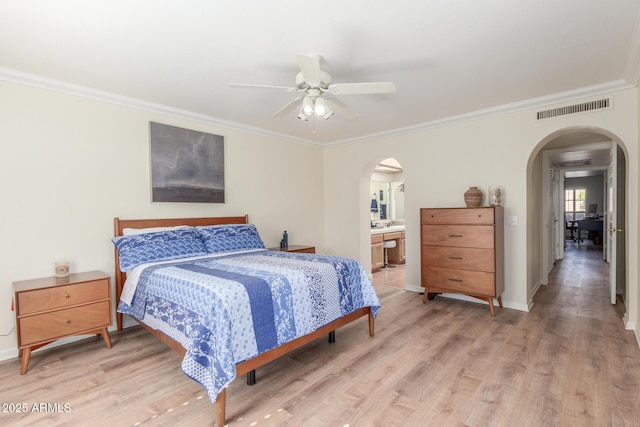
left=314, top=97, right=327, bottom=116
left=322, top=109, right=334, bottom=120
left=301, top=96, right=314, bottom=116
left=230, top=53, right=395, bottom=123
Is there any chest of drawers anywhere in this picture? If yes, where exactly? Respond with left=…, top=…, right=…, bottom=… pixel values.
left=13, top=270, right=113, bottom=374
left=420, top=207, right=504, bottom=316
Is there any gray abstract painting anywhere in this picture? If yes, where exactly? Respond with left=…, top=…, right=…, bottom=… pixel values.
left=150, top=122, right=225, bottom=203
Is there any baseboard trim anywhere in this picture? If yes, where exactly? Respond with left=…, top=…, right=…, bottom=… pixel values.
left=0, top=319, right=138, bottom=363
left=404, top=285, right=529, bottom=312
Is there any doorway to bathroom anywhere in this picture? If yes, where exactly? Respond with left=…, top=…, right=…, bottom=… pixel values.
left=370, top=157, right=406, bottom=289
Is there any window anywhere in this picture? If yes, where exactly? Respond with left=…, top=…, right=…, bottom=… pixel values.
left=565, top=188, right=586, bottom=221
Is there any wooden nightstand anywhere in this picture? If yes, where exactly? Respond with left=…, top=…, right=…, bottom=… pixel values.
left=268, top=245, right=315, bottom=254
left=13, top=270, right=113, bottom=374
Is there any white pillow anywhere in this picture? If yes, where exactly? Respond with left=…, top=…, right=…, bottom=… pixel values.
left=122, top=225, right=190, bottom=236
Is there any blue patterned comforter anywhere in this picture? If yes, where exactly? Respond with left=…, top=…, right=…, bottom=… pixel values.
left=117, top=249, right=380, bottom=402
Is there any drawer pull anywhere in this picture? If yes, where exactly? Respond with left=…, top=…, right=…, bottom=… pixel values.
left=65, top=294, right=70, bottom=299
left=448, top=278, right=463, bottom=282
left=448, top=256, right=463, bottom=260
left=66, top=320, right=71, bottom=324
left=448, top=234, right=463, bottom=238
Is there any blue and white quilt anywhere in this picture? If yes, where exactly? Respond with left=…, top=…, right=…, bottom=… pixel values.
left=117, top=249, right=381, bottom=402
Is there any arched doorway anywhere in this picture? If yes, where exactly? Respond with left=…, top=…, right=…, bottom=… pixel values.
left=527, top=127, right=629, bottom=318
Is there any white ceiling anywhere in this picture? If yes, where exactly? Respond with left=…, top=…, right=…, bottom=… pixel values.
left=1, top=1, right=640, bottom=145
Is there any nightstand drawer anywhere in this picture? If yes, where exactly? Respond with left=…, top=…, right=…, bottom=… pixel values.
left=18, top=300, right=111, bottom=346
left=17, top=279, right=110, bottom=315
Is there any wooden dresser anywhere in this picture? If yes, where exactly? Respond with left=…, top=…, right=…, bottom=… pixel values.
left=420, top=207, right=504, bottom=316
left=13, top=270, right=113, bottom=374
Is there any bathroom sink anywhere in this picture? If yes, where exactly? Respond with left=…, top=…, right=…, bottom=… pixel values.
left=371, top=225, right=405, bottom=234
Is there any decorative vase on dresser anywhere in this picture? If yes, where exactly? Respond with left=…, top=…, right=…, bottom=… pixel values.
left=420, top=206, right=504, bottom=316
left=463, top=186, right=483, bottom=208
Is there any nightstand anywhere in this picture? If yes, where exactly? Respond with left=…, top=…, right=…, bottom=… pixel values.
left=268, top=245, right=315, bottom=254
left=13, top=270, right=113, bottom=374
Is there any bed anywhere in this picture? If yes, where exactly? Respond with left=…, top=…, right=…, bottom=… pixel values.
left=112, top=215, right=380, bottom=426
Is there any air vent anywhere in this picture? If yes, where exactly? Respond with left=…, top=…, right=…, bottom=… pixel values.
left=557, top=160, right=591, bottom=168
left=536, top=98, right=610, bottom=120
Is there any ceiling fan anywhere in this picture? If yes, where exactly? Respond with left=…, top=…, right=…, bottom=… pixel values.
left=229, top=53, right=396, bottom=121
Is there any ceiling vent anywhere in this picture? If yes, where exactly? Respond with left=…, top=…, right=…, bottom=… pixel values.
left=536, top=98, right=610, bottom=120
left=557, top=160, right=591, bottom=168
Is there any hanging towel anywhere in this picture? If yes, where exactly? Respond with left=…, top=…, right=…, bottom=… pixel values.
left=370, top=196, right=378, bottom=213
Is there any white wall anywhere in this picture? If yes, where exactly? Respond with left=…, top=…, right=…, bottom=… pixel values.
left=0, top=80, right=324, bottom=356
left=324, top=88, right=639, bottom=336
left=1, top=79, right=638, bottom=359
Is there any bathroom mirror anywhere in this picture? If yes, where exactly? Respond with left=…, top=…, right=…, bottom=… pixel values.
left=370, top=179, right=405, bottom=221
left=371, top=158, right=404, bottom=223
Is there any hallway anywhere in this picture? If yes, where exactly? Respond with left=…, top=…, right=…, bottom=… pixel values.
left=548, top=239, right=624, bottom=319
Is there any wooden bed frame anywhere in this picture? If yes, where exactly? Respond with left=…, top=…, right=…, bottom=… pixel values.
left=113, top=216, right=375, bottom=426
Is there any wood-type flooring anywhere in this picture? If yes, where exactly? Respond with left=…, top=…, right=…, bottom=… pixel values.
left=1, top=240, right=638, bottom=426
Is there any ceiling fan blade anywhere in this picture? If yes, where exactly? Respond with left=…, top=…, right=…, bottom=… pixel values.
left=328, top=82, right=396, bottom=95
left=273, top=97, right=303, bottom=117
left=230, top=83, right=299, bottom=92
left=296, top=54, right=321, bottom=87
left=324, top=97, right=358, bottom=120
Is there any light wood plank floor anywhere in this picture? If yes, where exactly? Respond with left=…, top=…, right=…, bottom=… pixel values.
left=372, top=263, right=406, bottom=289
left=1, top=240, right=639, bottom=426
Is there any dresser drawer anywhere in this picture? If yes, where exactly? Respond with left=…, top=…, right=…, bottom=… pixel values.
left=18, top=300, right=111, bottom=346
left=17, top=279, right=110, bottom=315
left=422, top=246, right=495, bottom=272
left=421, top=266, right=495, bottom=296
left=421, top=208, right=495, bottom=225
left=421, top=224, right=495, bottom=249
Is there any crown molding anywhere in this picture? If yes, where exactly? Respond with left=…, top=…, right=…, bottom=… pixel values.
left=324, top=79, right=635, bottom=149
left=0, top=67, right=323, bottom=149
left=0, top=67, right=634, bottom=151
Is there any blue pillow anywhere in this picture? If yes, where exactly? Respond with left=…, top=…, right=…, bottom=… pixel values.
left=197, top=224, right=265, bottom=254
left=112, top=227, right=207, bottom=272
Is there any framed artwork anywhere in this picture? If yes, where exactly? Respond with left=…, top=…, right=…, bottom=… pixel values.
left=149, top=122, right=225, bottom=203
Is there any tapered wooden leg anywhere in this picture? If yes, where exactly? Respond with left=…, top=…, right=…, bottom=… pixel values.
left=488, top=298, right=496, bottom=317
left=368, top=311, right=375, bottom=337
left=216, top=388, right=226, bottom=426
left=497, top=296, right=503, bottom=308
left=422, top=288, right=429, bottom=304
left=101, top=328, right=113, bottom=348
left=20, top=347, right=31, bottom=375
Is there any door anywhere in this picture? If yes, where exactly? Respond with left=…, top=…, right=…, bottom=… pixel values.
left=606, top=142, right=620, bottom=304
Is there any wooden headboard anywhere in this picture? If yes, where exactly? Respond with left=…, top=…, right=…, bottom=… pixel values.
left=113, top=215, right=249, bottom=330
